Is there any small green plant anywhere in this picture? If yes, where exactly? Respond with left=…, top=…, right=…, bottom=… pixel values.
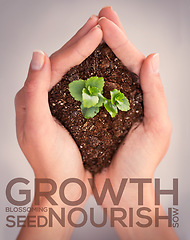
left=69, top=76, right=130, bottom=119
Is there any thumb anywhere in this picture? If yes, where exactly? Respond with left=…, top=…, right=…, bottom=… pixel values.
left=140, top=54, right=171, bottom=132
left=24, top=50, right=52, bottom=126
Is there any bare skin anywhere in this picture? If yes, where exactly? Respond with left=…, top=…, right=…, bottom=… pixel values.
left=15, top=15, right=102, bottom=240
left=94, top=7, right=178, bottom=240
left=15, top=6, right=179, bottom=240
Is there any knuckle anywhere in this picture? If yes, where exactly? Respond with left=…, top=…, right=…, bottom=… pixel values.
left=14, top=91, right=20, bottom=107
left=14, top=89, right=24, bottom=108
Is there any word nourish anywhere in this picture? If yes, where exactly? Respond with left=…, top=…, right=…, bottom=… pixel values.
left=5, top=178, right=179, bottom=228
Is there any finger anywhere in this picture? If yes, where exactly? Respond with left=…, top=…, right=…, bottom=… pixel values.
left=50, top=25, right=103, bottom=88
left=140, top=54, right=171, bottom=132
left=56, top=15, right=99, bottom=51
left=98, top=6, right=124, bottom=32
left=24, top=51, right=52, bottom=126
left=98, top=17, right=144, bottom=75
left=50, top=15, right=98, bottom=86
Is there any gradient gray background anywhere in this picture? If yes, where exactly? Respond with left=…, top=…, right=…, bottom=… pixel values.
left=0, top=0, right=189, bottom=239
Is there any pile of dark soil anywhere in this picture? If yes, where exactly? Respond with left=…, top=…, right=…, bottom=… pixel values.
left=48, top=43, right=144, bottom=174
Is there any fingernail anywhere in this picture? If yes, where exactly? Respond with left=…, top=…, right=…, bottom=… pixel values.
left=96, top=24, right=101, bottom=29
left=152, top=53, right=159, bottom=73
left=90, top=24, right=102, bottom=32
left=98, top=16, right=106, bottom=22
left=31, top=50, right=45, bottom=70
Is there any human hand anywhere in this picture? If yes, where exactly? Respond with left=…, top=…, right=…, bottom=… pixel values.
left=15, top=15, right=102, bottom=239
left=94, top=7, right=178, bottom=240
left=15, top=15, right=103, bottom=181
left=95, top=6, right=171, bottom=184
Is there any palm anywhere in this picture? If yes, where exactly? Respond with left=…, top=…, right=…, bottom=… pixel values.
left=49, top=121, right=87, bottom=180
left=95, top=120, right=171, bottom=191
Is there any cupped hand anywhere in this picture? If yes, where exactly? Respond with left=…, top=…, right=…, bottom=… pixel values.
left=93, top=7, right=178, bottom=240
left=15, top=15, right=102, bottom=186
left=95, top=6, right=172, bottom=191
left=15, top=16, right=104, bottom=240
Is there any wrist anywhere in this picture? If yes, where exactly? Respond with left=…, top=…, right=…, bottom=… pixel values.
left=97, top=179, right=178, bottom=240
left=33, top=174, right=92, bottom=205
left=17, top=178, right=91, bottom=240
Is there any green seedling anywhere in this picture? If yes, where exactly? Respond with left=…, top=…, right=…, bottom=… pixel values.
left=69, top=76, right=130, bottom=119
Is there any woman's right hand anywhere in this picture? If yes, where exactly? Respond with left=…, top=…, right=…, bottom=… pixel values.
left=15, top=15, right=103, bottom=240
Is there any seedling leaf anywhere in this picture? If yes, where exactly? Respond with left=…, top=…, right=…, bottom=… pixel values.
left=88, top=86, right=100, bottom=96
left=69, top=76, right=130, bottom=119
left=81, top=104, right=99, bottom=119
left=69, top=79, right=85, bottom=101
left=104, top=100, right=118, bottom=118
left=116, top=97, right=130, bottom=111
left=82, top=88, right=99, bottom=108
left=85, top=76, right=104, bottom=92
